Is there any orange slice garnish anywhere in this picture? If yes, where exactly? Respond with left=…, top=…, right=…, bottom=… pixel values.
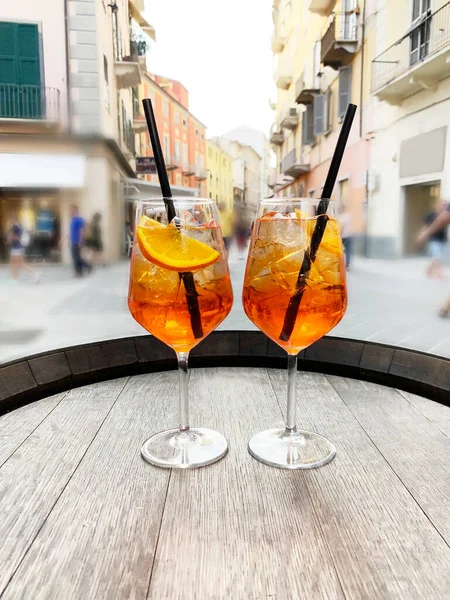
left=137, top=216, right=221, bottom=272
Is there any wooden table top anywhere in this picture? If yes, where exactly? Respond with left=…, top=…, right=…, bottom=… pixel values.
left=1, top=367, right=450, bottom=599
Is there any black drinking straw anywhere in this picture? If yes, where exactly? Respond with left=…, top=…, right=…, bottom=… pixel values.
left=142, top=98, right=203, bottom=339
left=279, top=103, right=357, bottom=342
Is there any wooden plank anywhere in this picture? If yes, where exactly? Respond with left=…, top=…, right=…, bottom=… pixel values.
left=328, top=375, right=450, bottom=547
left=0, top=393, right=66, bottom=465
left=398, top=389, right=450, bottom=440
left=268, top=369, right=450, bottom=599
left=0, top=378, right=127, bottom=596
left=2, top=372, right=173, bottom=600
left=149, top=368, right=345, bottom=600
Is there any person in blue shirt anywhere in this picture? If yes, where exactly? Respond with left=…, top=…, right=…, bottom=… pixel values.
left=418, top=201, right=450, bottom=317
left=70, top=205, right=92, bottom=277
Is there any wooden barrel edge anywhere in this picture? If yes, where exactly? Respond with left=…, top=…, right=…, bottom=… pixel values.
left=0, top=332, right=449, bottom=415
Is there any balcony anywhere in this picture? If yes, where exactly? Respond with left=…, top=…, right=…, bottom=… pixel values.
left=321, top=12, right=358, bottom=68
left=271, top=31, right=285, bottom=54
left=274, top=60, right=292, bottom=89
left=282, top=149, right=310, bottom=178
left=309, top=0, right=333, bottom=15
left=195, top=166, right=208, bottom=180
left=280, top=107, right=299, bottom=130
left=114, top=47, right=141, bottom=89
left=182, top=163, right=196, bottom=176
left=166, top=155, right=180, bottom=170
left=269, top=124, right=284, bottom=146
left=0, top=85, right=60, bottom=126
left=372, top=1, right=450, bottom=103
left=295, top=75, right=319, bottom=104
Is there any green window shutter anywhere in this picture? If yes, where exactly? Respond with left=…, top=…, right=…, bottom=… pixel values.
left=0, top=22, right=17, bottom=84
left=17, top=23, right=40, bottom=86
left=0, top=22, right=41, bottom=118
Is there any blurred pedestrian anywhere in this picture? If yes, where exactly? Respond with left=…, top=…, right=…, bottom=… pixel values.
left=421, top=200, right=447, bottom=281
left=85, top=213, right=105, bottom=266
left=8, top=216, right=40, bottom=283
left=339, top=205, right=353, bottom=269
left=417, top=200, right=450, bottom=317
left=69, top=205, right=91, bottom=277
left=125, top=221, right=134, bottom=258
left=234, top=212, right=249, bottom=260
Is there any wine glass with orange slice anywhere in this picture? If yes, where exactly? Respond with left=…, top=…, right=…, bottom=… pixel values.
left=128, top=198, right=233, bottom=468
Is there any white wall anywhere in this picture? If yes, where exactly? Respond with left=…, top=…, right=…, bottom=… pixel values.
left=370, top=77, right=450, bottom=245
left=1, top=0, right=69, bottom=128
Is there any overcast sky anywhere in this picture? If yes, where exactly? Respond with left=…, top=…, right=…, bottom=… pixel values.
left=146, top=0, right=274, bottom=137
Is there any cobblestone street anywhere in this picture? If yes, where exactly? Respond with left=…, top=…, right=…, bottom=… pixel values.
left=1, top=250, right=450, bottom=364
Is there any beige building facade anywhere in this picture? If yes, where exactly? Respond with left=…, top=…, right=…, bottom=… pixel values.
left=369, top=0, right=450, bottom=257
left=271, top=0, right=375, bottom=253
left=0, top=0, right=157, bottom=264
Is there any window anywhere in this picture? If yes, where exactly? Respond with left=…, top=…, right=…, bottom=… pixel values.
left=308, top=188, right=315, bottom=198
left=195, top=129, right=199, bottom=137
left=182, top=118, right=187, bottom=127
left=338, top=66, right=352, bottom=121
left=302, top=104, right=315, bottom=145
left=324, top=88, right=332, bottom=133
left=103, top=55, right=109, bottom=109
left=163, top=134, right=170, bottom=160
left=163, top=101, right=169, bottom=117
left=208, top=148, right=213, bottom=159
left=313, top=95, right=325, bottom=137
left=175, top=141, right=181, bottom=161
left=176, top=173, right=182, bottom=185
left=410, top=0, right=431, bottom=65
left=183, top=144, right=188, bottom=168
left=174, top=109, right=179, bottom=124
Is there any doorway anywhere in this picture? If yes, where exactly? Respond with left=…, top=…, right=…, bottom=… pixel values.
left=402, top=182, right=440, bottom=255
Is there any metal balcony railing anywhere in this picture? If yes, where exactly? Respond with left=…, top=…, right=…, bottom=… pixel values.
left=0, top=85, right=60, bottom=121
left=321, top=12, right=358, bottom=67
left=372, top=0, right=450, bottom=92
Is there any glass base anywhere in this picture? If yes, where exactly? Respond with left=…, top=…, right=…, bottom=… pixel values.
left=248, top=428, right=336, bottom=470
left=141, top=427, right=228, bottom=469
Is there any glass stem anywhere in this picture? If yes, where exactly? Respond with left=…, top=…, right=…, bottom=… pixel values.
left=285, top=353, right=298, bottom=434
left=177, top=352, right=190, bottom=432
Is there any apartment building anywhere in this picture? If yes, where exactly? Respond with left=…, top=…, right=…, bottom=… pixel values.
left=222, top=125, right=272, bottom=202
left=0, top=0, right=156, bottom=263
left=212, top=137, right=263, bottom=215
left=134, top=74, right=207, bottom=199
left=271, top=0, right=375, bottom=253
left=206, top=139, right=234, bottom=237
left=369, top=0, right=450, bottom=257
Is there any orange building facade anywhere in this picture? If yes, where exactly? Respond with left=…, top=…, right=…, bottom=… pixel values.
left=135, top=74, right=207, bottom=197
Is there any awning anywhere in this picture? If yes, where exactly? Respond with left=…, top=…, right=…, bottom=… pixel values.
left=0, top=153, right=86, bottom=189
left=123, top=177, right=198, bottom=201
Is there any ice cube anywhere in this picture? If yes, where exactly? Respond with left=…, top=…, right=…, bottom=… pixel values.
left=257, top=216, right=306, bottom=249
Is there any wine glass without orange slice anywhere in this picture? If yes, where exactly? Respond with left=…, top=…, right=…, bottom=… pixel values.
left=242, top=198, right=347, bottom=469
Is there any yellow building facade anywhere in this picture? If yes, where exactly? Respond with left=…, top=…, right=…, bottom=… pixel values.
left=206, top=140, right=234, bottom=238
left=271, top=0, right=376, bottom=253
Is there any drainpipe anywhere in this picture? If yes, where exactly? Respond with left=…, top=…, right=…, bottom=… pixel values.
left=64, top=0, right=72, bottom=133
left=359, top=0, right=366, bottom=138
left=360, top=0, right=369, bottom=255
